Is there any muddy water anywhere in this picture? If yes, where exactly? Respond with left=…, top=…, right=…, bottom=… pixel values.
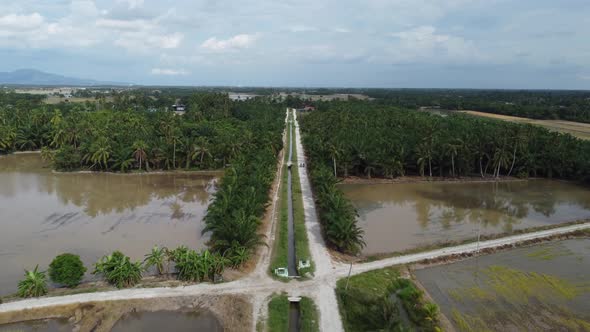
left=0, top=318, right=70, bottom=332
left=415, top=239, right=590, bottom=331
left=111, top=311, right=222, bottom=332
left=340, top=180, right=590, bottom=255
left=0, top=153, right=217, bottom=295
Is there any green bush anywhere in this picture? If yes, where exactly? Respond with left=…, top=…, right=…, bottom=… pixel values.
left=93, top=251, right=142, bottom=288
left=53, top=145, right=82, bottom=170
left=170, top=247, right=229, bottom=282
left=18, top=265, right=48, bottom=298
left=143, top=245, right=168, bottom=275
left=49, top=253, right=86, bottom=287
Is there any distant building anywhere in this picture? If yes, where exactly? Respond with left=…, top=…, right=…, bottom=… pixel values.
left=297, top=105, right=316, bottom=112
left=172, top=104, right=186, bottom=115
left=228, top=93, right=259, bottom=101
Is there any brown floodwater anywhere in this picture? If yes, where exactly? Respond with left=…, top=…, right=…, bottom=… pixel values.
left=111, top=311, right=222, bottom=332
left=340, top=180, right=590, bottom=255
left=0, top=153, right=216, bottom=295
left=0, top=318, right=70, bottom=332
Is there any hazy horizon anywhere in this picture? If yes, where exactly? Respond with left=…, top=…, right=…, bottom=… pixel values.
left=1, top=0, right=589, bottom=89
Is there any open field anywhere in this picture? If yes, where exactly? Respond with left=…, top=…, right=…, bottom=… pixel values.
left=44, top=96, right=114, bottom=104
left=460, top=110, right=590, bottom=140
left=414, top=238, right=590, bottom=331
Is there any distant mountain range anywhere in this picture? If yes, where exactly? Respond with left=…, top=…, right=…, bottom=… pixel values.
left=0, top=69, right=130, bottom=86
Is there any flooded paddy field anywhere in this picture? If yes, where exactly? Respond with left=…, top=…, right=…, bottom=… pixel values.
left=111, top=311, right=222, bottom=332
left=0, top=318, right=71, bottom=332
left=414, top=238, right=590, bottom=331
left=0, top=153, right=217, bottom=295
left=340, top=180, right=590, bottom=255
left=0, top=295, right=248, bottom=332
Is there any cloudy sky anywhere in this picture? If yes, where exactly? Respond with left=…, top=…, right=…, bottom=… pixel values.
left=1, top=0, right=589, bottom=88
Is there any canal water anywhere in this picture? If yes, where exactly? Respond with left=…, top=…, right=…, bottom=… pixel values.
left=0, top=153, right=217, bottom=295
left=341, top=180, right=590, bottom=255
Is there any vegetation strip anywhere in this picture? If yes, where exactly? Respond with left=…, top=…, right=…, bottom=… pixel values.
left=287, top=116, right=297, bottom=276
left=290, top=121, right=314, bottom=276
left=270, top=109, right=314, bottom=278
left=300, top=104, right=590, bottom=185
left=336, top=267, right=440, bottom=331
left=266, top=294, right=319, bottom=332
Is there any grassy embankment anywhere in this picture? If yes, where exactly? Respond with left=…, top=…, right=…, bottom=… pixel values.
left=269, top=113, right=314, bottom=279
left=266, top=294, right=319, bottom=332
left=461, top=110, right=590, bottom=140
left=336, top=266, right=441, bottom=332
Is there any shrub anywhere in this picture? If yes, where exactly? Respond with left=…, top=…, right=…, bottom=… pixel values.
left=53, top=145, right=82, bottom=171
left=170, top=247, right=229, bottom=282
left=143, top=245, right=168, bottom=275
left=93, top=251, right=142, bottom=288
left=49, top=253, right=86, bottom=287
left=17, top=265, right=48, bottom=298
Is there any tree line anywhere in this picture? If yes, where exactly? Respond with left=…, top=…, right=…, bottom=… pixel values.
left=298, top=102, right=590, bottom=254
left=15, top=246, right=233, bottom=298
left=300, top=102, right=590, bottom=183
left=0, top=92, right=274, bottom=173
left=364, top=89, right=590, bottom=123
left=1, top=91, right=285, bottom=270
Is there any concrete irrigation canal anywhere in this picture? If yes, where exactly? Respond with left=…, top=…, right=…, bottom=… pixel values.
left=287, top=112, right=298, bottom=277
left=287, top=110, right=301, bottom=330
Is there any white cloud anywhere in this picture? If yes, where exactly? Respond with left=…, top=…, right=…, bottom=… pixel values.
left=117, top=0, right=144, bottom=10
left=115, top=32, right=183, bottom=51
left=0, top=13, right=44, bottom=30
left=151, top=68, right=189, bottom=75
left=332, top=27, right=350, bottom=33
left=381, top=25, right=481, bottom=64
left=96, top=18, right=150, bottom=31
left=201, top=34, right=257, bottom=52
left=160, top=54, right=208, bottom=65
left=288, top=25, right=317, bottom=33
left=289, top=45, right=366, bottom=64
left=577, top=74, right=590, bottom=81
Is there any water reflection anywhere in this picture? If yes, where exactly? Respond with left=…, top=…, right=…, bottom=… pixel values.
left=0, top=153, right=217, bottom=295
left=341, top=180, right=590, bottom=255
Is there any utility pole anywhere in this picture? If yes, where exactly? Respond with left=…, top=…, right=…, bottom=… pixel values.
left=344, top=262, right=353, bottom=291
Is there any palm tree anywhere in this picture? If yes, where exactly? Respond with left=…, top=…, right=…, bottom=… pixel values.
left=93, top=251, right=142, bottom=288
left=133, top=140, right=148, bottom=171
left=84, top=137, right=112, bottom=170
left=423, top=303, right=439, bottom=326
left=143, top=245, right=168, bottom=275
left=17, top=265, right=48, bottom=298
left=493, top=146, right=512, bottom=178
left=40, top=146, right=54, bottom=164
left=0, top=126, right=16, bottom=152
left=444, top=139, right=462, bottom=177
left=416, top=143, right=433, bottom=177
left=507, top=128, right=529, bottom=177
left=197, top=143, right=212, bottom=167
left=328, top=143, right=342, bottom=177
